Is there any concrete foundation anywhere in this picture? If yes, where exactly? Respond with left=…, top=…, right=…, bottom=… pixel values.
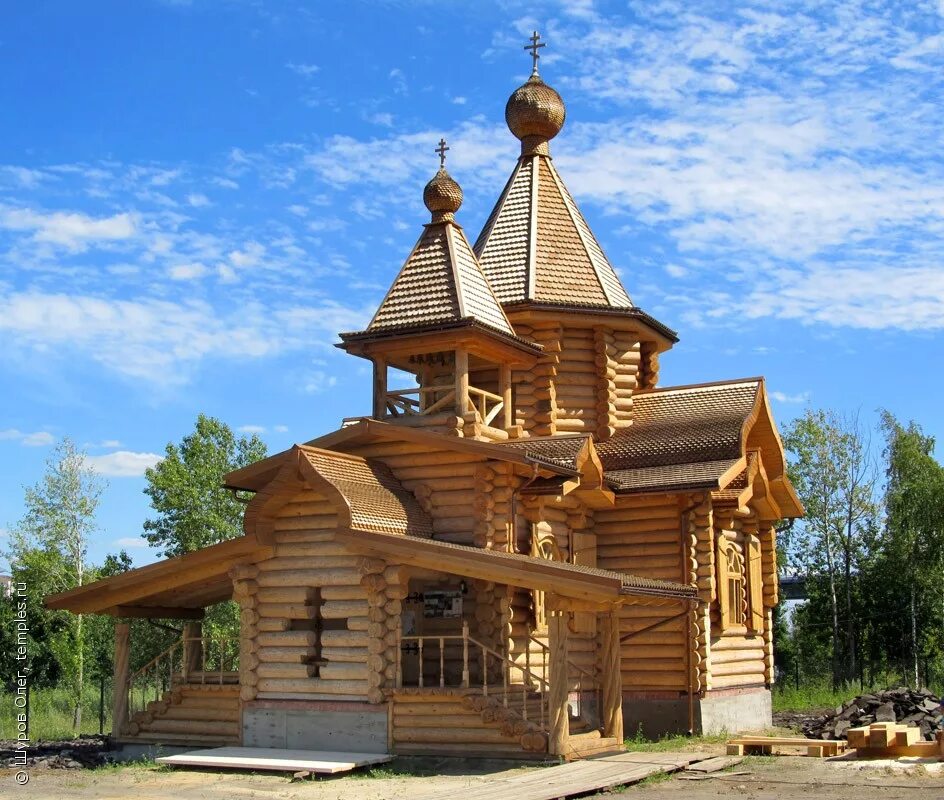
left=622, top=687, right=771, bottom=738
left=242, top=699, right=389, bottom=753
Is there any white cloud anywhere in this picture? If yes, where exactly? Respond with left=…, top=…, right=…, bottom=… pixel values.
left=186, top=192, right=210, bottom=207
left=286, top=62, right=320, bottom=78
left=238, top=424, right=266, bottom=434
left=100, top=439, right=122, bottom=448
left=0, top=429, right=55, bottom=447
left=770, top=390, right=811, bottom=404
left=114, top=536, right=148, bottom=548
left=368, top=112, right=395, bottom=127
left=169, top=262, right=208, bottom=280
left=451, top=96, right=467, bottom=105
left=274, top=425, right=289, bottom=433
left=0, top=206, right=137, bottom=251
left=85, top=451, right=162, bottom=477
left=0, top=290, right=372, bottom=384
left=302, top=370, right=338, bottom=394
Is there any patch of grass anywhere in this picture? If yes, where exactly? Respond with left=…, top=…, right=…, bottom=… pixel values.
left=0, top=686, right=112, bottom=741
left=623, top=724, right=727, bottom=752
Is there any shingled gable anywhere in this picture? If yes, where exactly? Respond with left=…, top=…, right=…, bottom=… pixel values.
left=339, top=163, right=524, bottom=351
left=597, top=377, right=803, bottom=516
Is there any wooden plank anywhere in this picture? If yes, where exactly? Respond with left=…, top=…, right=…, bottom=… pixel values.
left=156, top=746, right=392, bottom=774
left=686, top=755, right=743, bottom=773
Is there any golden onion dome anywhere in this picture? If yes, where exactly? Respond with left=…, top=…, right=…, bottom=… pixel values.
left=505, top=73, right=566, bottom=154
left=423, top=167, right=463, bottom=221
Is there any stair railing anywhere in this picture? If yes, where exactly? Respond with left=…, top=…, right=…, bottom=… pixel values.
left=397, top=621, right=550, bottom=730
left=527, top=634, right=601, bottom=728
left=126, top=634, right=239, bottom=724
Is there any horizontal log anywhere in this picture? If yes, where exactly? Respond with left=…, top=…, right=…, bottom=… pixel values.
left=712, top=660, right=765, bottom=677
left=322, top=629, right=368, bottom=647
left=257, top=618, right=290, bottom=632
left=256, top=646, right=310, bottom=663
left=321, top=585, right=367, bottom=601
left=320, top=646, right=370, bottom=663
left=258, top=556, right=360, bottom=572
left=392, top=702, right=469, bottom=716
left=319, top=663, right=368, bottom=681
left=257, top=604, right=318, bottom=620
left=257, top=631, right=317, bottom=648
left=274, top=516, right=340, bottom=532
left=273, top=530, right=335, bottom=544
left=255, top=588, right=318, bottom=604
left=321, top=600, right=368, bottom=619
left=274, top=542, right=350, bottom=558
left=257, top=569, right=362, bottom=587
left=256, top=663, right=317, bottom=679
left=394, top=727, right=514, bottom=745
left=255, top=678, right=368, bottom=695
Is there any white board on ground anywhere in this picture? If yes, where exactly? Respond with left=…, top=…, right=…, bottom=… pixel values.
left=156, top=746, right=393, bottom=774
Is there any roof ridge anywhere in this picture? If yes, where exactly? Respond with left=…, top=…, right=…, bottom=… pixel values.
left=635, top=377, right=764, bottom=395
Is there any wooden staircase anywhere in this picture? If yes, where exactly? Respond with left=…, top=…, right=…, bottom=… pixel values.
left=123, top=684, right=240, bottom=746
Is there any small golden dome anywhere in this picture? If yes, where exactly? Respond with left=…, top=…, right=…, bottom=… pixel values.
left=505, top=74, right=566, bottom=152
left=423, top=168, right=463, bottom=220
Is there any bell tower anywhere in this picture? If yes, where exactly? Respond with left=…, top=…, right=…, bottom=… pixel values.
left=339, top=142, right=541, bottom=440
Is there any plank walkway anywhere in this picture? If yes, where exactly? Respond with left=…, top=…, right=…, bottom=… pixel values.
left=156, top=746, right=392, bottom=774
left=412, top=751, right=707, bottom=800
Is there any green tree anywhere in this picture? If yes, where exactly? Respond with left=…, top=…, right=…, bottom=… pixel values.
left=6, top=438, right=105, bottom=731
left=143, top=414, right=266, bottom=557
left=879, top=412, right=944, bottom=686
left=783, top=410, right=877, bottom=688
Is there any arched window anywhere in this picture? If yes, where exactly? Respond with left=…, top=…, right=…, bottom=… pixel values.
left=531, top=525, right=560, bottom=631
left=717, top=536, right=747, bottom=629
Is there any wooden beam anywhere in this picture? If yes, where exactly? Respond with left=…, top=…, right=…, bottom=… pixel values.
left=547, top=608, right=570, bottom=757
left=110, top=605, right=206, bottom=619
left=600, top=610, right=624, bottom=741
left=454, top=347, right=469, bottom=418
left=182, top=622, right=203, bottom=683
left=111, top=623, right=130, bottom=737
left=499, top=363, right=513, bottom=430
left=372, top=357, right=387, bottom=420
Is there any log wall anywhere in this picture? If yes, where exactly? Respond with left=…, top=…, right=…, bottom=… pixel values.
left=596, top=496, right=689, bottom=691
left=251, top=491, right=372, bottom=701
left=708, top=522, right=766, bottom=690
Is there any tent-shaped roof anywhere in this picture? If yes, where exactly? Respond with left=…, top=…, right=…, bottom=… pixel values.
left=365, top=219, right=515, bottom=337
left=473, top=154, right=632, bottom=309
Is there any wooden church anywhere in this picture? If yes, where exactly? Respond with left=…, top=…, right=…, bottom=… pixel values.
left=47, top=34, right=802, bottom=760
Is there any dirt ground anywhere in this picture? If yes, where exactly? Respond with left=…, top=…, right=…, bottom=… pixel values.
left=2, top=752, right=940, bottom=799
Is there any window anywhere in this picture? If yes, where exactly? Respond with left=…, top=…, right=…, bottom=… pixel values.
left=531, top=523, right=560, bottom=632
left=746, top=534, right=764, bottom=632
left=717, top=535, right=746, bottom=629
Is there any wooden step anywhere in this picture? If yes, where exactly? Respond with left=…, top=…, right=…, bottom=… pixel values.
left=121, top=731, right=238, bottom=746
left=142, top=718, right=240, bottom=737
left=161, top=705, right=239, bottom=722
left=565, top=733, right=623, bottom=760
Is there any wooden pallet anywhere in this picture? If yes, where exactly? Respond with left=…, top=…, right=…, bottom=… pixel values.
left=847, top=723, right=944, bottom=760
left=726, top=736, right=846, bottom=757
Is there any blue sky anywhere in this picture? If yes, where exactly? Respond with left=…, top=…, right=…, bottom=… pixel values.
left=2, top=0, right=943, bottom=571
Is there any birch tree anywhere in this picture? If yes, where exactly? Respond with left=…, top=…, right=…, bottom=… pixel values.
left=7, top=438, right=105, bottom=731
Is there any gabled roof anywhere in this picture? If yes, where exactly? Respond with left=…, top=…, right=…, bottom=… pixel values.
left=597, top=378, right=804, bottom=516
left=363, top=220, right=515, bottom=337
left=473, top=154, right=632, bottom=309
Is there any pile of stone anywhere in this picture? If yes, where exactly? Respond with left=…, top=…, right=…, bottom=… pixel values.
left=0, top=734, right=112, bottom=770
left=804, top=687, right=944, bottom=741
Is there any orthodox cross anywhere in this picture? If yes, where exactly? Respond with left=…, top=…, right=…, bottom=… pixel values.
left=435, top=138, right=449, bottom=169
left=524, top=30, right=545, bottom=74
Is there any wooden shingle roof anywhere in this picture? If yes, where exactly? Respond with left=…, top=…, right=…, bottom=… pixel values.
left=473, top=154, right=633, bottom=309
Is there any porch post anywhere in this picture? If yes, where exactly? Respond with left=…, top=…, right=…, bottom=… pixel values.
left=454, top=347, right=469, bottom=417
left=600, top=609, right=624, bottom=741
left=111, top=622, right=131, bottom=737
left=372, top=357, right=387, bottom=419
left=499, top=363, right=513, bottom=430
left=182, top=621, right=203, bottom=682
left=547, top=604, right=570, bottom=757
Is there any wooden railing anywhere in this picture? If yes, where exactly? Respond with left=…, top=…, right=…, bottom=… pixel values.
left=528, top=634, right=600, bottom=724
left=126, top=635, right=237, bottom=720
left=384, top=383, right=505, bottom=426
left=385, top=384, right=455, bottom=417
left=397, top=621, right=549, bottom=729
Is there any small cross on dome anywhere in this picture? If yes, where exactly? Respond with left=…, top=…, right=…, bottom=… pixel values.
left=435, top=138, right=449, bottom=169
left=524, top=30, right=546, bottom=75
